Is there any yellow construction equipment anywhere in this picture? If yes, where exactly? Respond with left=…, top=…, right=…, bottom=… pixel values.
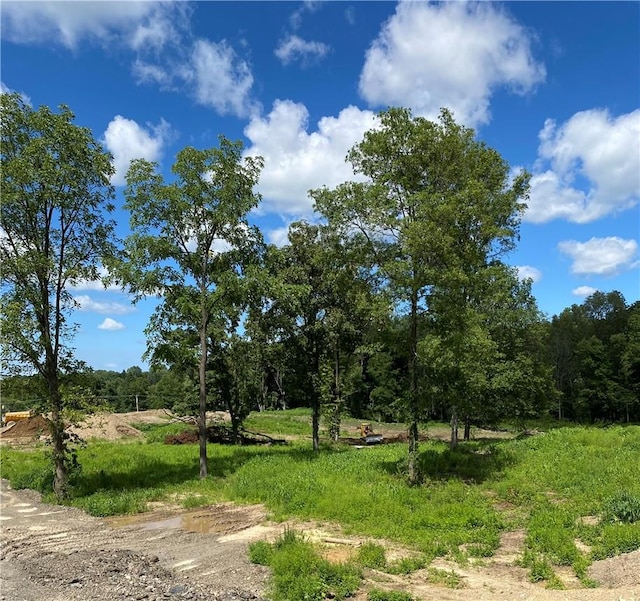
left=2, top=410, right=33, bottom=424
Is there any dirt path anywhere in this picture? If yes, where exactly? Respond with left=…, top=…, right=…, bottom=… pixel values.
left=1, top=479, right=639, bottom=601
left=0, top=479, right=269, bottom=601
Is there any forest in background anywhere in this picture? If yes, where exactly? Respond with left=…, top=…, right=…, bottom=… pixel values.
left=3, top=290, right=639, bottom=426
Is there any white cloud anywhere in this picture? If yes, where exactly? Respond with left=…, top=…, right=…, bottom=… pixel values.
left=572, top=286, right=598, bottom=297
left=2, top=2, right=254, bottom=120
left=290, top=1, right=321, bottom=30
left=266, top=226, right=291, bottom=248
left=98, top=318, right=125, bottom=331
left=102, top=115, right=169, bottom=186
left=359, top=1, right=545, bottom=127
left=275, top=35, right=330, bottom=66
left=74, top=295, right=135, bottom=316
left=67, top=267, right=121, bottom=292
left=516, top=265, right=542, bottom=283
left=0, top=1, right=163, bottom=49
left=526, top=109, right=640, bottom=223
left=558, top=237, right=639, bottom=276
left=188, top=39, right=256, bottom=117
left=0, top=81, right=31, bottom=106
left=244, top=100, right=378, bottom=216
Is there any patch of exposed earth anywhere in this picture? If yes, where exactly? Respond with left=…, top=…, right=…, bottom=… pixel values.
left=1, top=480, right=639, bottom=601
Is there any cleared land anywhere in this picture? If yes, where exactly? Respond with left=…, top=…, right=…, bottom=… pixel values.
left=1, top=410, right=639, bottom=600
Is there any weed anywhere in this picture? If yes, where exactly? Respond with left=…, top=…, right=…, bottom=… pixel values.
left=426, top=567, right=462, bottom=588
left=385, top=555, right=426, bottom=575
left=251, top=529, right=361, bottom=601
left=603, top=491, right=640, bottom=524
left=248, top=540, right=273, bottom=566
left=357, top=542, right=387, bottom=569
left=367, top=590, right=415, bottom=601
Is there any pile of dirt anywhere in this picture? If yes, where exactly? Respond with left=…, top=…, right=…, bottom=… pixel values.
left=0, top=415, right=51, bottom=439
left=165, top=424, right=285, bottom=446
left=66, top=413, right=143, bottom=441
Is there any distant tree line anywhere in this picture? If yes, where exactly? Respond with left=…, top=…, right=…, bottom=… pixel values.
left=2, top=93, right=638, bottom=495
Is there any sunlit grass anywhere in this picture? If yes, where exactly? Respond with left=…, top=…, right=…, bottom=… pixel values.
left=2, top=417, right=639, bottom=588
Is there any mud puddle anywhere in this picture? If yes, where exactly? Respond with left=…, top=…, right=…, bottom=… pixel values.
left=104, top=503, right=268, bottom=536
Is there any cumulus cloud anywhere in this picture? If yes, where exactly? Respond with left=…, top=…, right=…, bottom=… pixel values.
left=0, top=1, right=169, bottom=49
left=188, top=40, right=256, bottom=117
left=98, top=318, right=125, bottom=331
left=244, top=100, right=378, bottom=216
left=3, top=2, right=255, bottom=119
left=572, top=286, right=598, bottom=297
left=558, top=237, right=638, bottom=276
left=275, top=35, right=330, bottom=66
left=525, top=109, right=640, bottom=223
left=516, top=265, right=542, bottom=283
left=102, top=115, right=170, bottom=186
left=266, top=226, right=292, bottom=248
left=359, top=1, right=545, bottom=127
left=74, top=295, right=135, bottom=316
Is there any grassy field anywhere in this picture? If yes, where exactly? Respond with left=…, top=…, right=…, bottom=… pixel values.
left=1, top=410, right=639, bottom=595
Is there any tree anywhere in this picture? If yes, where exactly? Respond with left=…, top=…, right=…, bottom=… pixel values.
left=312, top=107, right=529, bottom=482
left=0, top=93, right=117, bottom=498
left=122, top=138, right=263, bottom=477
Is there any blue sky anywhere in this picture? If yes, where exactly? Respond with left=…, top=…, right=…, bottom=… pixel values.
left=2, top=1, right=639, bottom=371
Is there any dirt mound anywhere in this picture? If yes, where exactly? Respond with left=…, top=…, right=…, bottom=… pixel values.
left=66, top=413, right=143, bottom=441
left=0, top=415, right=51, bottom=439
left=118, top=409, right=176, bottom=425
left=165, top=424, right=285, bottom=446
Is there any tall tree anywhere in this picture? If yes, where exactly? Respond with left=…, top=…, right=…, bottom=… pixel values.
left=0, top=93, right=117, bottom=497
left=122, top=138, right=262, bottom=477
left=312, top=107, right=529, bottom=482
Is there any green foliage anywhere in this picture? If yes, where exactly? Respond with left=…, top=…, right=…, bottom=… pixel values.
left=603, top=491, right=640, bottom=524
left=250, top=529, right=361, bottom=601
left=1, top=92, right=118, bottom=497
left=385, top=555, right=427, bottom=575
left=426, top=567, right=461, bottom=588
left=367, top=591, right=414, bottom=601
left=248, top=540, right=273, bottom=566
left=357, top=542, right=387, bottom=569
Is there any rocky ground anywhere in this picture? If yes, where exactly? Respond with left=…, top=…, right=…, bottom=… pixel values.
left=0, top=479, right=269, bottom=601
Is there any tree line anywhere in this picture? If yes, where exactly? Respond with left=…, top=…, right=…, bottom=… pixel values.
left=2, top=93, right=638, bottom=496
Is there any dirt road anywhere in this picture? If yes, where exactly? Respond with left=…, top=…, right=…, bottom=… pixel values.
left=0, top=479, right=269, bottom=601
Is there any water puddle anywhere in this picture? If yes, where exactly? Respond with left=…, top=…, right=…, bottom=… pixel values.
left=105, top=505, right=263, bottom=536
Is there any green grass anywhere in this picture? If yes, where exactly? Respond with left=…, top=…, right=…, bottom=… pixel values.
left=2, top=416, right=639, bottom=590
left=244, top=408, right=315, bottom=437
left=249, top=528, right=361, bottom=601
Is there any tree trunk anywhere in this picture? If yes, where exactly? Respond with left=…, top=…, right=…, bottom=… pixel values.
left=198, top=298, right=208, bottom=479
left=312, top=395, right=320, bottom=452
left=331, top=346, right=341, bottom=442
left=49, top=373, right=67, bottom=499
left=407, top=290, right=420, bottom=484
left=450, top=406, right=458, bottom=449
left=463, top=415, right=471, bottom=441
